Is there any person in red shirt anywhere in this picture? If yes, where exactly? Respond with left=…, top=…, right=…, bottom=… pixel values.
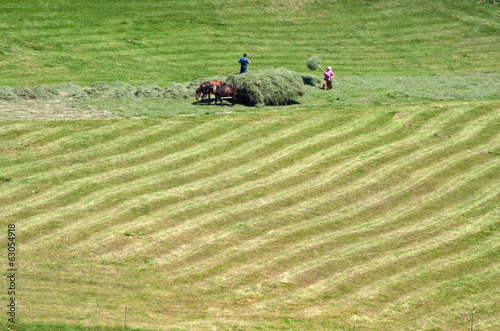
left=322, top=66, right=334, bottom=90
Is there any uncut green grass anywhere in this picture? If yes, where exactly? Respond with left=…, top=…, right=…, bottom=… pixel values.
left=0, top=0, right=499, bottom=87
left=1, top=101, right=499, bottom=330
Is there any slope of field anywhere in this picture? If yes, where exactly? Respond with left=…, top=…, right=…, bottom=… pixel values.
left=1, top=0, right=499, bottom=86
left=1, top=0, right=499, bottom=330
left=1, top=101, right=499, bottom=330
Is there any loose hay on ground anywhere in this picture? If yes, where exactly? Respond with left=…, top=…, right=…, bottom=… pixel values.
left=0, top=86, right=17, bottom=101
left=85, top=82, right=111, bottom=97
left=32, top=85, right=59, bottom=99
left=104, top=81, right=136, bottom=99
left=163, top=83, right=193, bottom=100
left=54, top=82, right=88, bottom=100
left=135, top=84, right=163, bottom=98
left=13, top=86, right=36, bottom=100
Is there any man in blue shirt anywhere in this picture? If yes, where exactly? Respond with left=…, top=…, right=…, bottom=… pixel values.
left=238, top=53, right=253, bottom=74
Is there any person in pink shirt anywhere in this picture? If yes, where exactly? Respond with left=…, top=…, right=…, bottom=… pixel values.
left=322, top=66, right=335, bottom=90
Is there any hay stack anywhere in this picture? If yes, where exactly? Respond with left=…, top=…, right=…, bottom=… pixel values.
left=306, top=56, right=321, bottom=71
left=226, top=68, right=305, bottom=107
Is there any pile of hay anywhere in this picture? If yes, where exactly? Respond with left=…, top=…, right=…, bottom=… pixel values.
left=306, top=55, right=321, bottom=71
left=85, top=82, right=111, bottom=97
left=163, top=76, right=227, bottom=100
left=54, top=82, right=88, bottom=100
left=104, top=81, right=136, bottom=99
left=1, top=76, right=238, bottom=102
left=0, top=87, right=17, bottom=101
left=226, top=68, right=305, bottom=107
left=135, top=84, right=163, bottom=98
left=32, top=85, right=59, bottom=99
left=13, top=86, right=36, bottom=99
left=163, top=83, right=193, bottom=100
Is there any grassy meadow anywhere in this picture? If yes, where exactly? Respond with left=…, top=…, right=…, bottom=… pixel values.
left=1, top=0, right=500, bottom=330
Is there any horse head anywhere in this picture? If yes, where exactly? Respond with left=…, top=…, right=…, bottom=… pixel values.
left=195, top=84, right=204, bottom=100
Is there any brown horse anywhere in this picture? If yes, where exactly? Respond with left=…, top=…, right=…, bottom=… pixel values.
left=195, top=79, right=223, bottom=102
left=211, top=84, right=245, bottom=107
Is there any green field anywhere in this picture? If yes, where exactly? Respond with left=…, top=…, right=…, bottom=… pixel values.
left=1, top=0, right=499, bottom=330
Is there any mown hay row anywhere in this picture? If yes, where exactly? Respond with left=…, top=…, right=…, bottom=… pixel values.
left=1, top=73, right=312, bottom=106
left=0, top=78, right=223, bottom=102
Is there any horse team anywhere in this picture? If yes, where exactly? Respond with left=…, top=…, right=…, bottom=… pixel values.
left=195, top=79, right=244, bottom=107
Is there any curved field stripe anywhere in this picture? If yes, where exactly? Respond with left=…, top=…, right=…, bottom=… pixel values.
left=205, top=163, right=499, bottom=288
left=281, top=208, right=498, bottom=304
left=20, top=107, right=496, bottom=272
left=9, top=103, right=498, bottom=330
left=152, top=155, right=498, bottom=281
left=2, top=116, right=244, bottom=213
left=62, top=112, right=405, bottom=255
left=260, top=224, right=499, bottom=319
left=19, top=114, right=356, bottom=244
left=292, top=169, right=499, bottom=283
left=352, top=231, right=499, bottom=295
left=144, top=116, right=497, bottom=280
left=84, top=104, right=491, bottom=261
left=24, top=114, right=372, bottom=249
left=0, top=119, right=156, bottom=182
left=116, top=107, right=492, bottom=245
left=2, top=117, right=201, bottom=177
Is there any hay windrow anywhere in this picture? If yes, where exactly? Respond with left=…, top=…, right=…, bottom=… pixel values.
left=164, top=76, right=227, bottom=100
left=85, top=82, right=111, bottom=97
left=54, top=82, right=88, bottom=100
left=163, top=83, right=192, bottom=100
left=105, top=81, right=136, bottom=99
left=32, top=85, right=59, bottom=99
left=226, top=68, right=305, bottom=107
left=13, top=86, right=36, bottom=100
left=0, top=86, right=17, bottom=101
left=135, top=85, right=163, bottom=98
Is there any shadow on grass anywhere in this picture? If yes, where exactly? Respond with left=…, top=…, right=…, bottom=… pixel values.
left=193, top=98, right=301, bottom=108
left=192, top=97, right=254, bottom=108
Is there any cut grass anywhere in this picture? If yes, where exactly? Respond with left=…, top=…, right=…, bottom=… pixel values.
left=0, top=0, right=499, bottom=330
left=2, top=73, right=499, bottom=120
left=1, top=101, right=499, bottom=330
